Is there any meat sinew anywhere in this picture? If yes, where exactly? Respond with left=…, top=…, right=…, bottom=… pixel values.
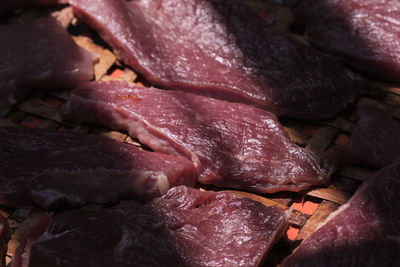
left=0, top=18, right=93, bottom=109
left=281, top=162, right=400, bottom=266
left=321, top=107, right=400, bottom=175
left=0, top=127, right=196, bottom=209
left=12, top=186, right=289, bottom=267
left=61, top=81, right=328, bottom=194
left=293, top=0, right=400, bottom=82
left=68, top=0, right=364, bottom=119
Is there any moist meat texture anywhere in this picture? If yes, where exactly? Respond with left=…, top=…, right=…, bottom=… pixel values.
left=0, top=18, right=93, bottom=109
left=281, top=162, right=400, bottom=267
left=12, top=186, right=289, bottom=267
left=293, top=0, right=400, bottom=82
left=69, top=0, right=364, bottom=119
left=0, top=127, right=196, bottom=209
left=61, top=81, right=328, bottom=194
left=321, top=107, right=400, bottom=175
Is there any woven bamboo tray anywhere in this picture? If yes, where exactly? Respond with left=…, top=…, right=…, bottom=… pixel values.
left=1, top=2, right=399, bottom=266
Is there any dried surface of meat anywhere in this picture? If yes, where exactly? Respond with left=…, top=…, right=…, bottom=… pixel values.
left=281, top=162, right=400, bottom=266
left=68, top=0, right=364, bottom=119
left=0, top=127, right=196, bottom=209
left=321, top=107, right=400, bottom=175
left=12, top=186, right=288, bottom=267
left=293, top=0, right=400, bottom=82
left=0, top=18, right=93, bottom=109
left=61, top=81, right=328, bottom=193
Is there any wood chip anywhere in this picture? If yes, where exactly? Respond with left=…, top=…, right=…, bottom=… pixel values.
left=305, top=126, right=339, bottom=154
left=306, top=187, right=351, bottom=205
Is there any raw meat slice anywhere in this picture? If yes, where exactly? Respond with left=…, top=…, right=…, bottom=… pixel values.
left=68, top=0, right=364, bottom=119
left=12, top=186, right=289, bottom=267
left=0, top=214, right=9, bottom=267
left=280, top=162, right=400, bottom=267
left=0, top=0, right=61, bottom=17
left=0, top=127, right=196, bottom=209
left=61, top=81, right=328, bottom=193
left=0, top=18, right=93, bottom=109
left=293, top=0, right=400, bottom=82
left=321, top=107, right=400, bottom=175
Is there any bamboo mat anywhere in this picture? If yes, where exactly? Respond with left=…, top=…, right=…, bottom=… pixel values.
left=1, top=1, right=399, bottom=266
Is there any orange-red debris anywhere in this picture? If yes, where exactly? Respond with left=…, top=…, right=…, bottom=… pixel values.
left=292, top=200, right=319, bottom=215
left=334, top=133, right=350, bottom=145
left=287, top=226, right=299, bottom=240
left=111, top=68, right=123, bottom=78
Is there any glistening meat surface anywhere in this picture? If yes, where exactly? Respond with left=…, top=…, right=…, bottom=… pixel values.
left=293, top=0, right=400, bottom=82
left=12, top=186, right=288, bottom=267
left=281, top=162, right=400, bottom=266
left=68, top=0, right=364, bottom=119
left=61, top=81, right=328, bottom=193
left=0, top=18, right=93, bottom=109
left=0, top=127, right=196, bottom=209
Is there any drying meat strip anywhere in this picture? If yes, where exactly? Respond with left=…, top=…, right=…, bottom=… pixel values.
left=61, top=81, right=328, bottom=194
left=281, top=162, right=400, bottom=266
left=0, top=127, right=196, bottom=209
left=321, top=107, right=400, bottom=175
left=68, top=0, right=364, bottom=119
left=0, top=18, right=93, bottom=109
left=0, top=214, right=9, bottom=267
left=0, top=0, right=62, bottom=17
left=293, top=0, right=400, bottom=82
left=12, top=186, right=289, bottom=267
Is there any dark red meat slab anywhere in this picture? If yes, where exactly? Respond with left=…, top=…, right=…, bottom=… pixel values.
left=0, top=127, right=196, bottom=209
left=68, top=0, right=364, bottom=119
left=12, top=186, right=288, bottom=267
left=0, top=214, right=9, bottom=267
left=0, top=18, right=93, bottom=109
left=61, top=81, right=328, bottom=193
left=0, top=0, right=61, bottom=17
left=321, top=107, right=400, bottom=175
left=293, top=0, right=400, bottom=82
left=281, top=162, right=400, bottom=267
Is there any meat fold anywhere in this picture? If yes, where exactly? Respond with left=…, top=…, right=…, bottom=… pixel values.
left=0, top=127, right=196, bottom=209
left=293, top=0, right=400, bottom=82
left=280, top=162, right=400, bottom=267
left=0, top=0, right=62, bottom=17
left=0, top=18, right=93, bottom=109
left=0, top=214, right=10, bottom=267
left=12, top=186, right=289, bottom=267
left=321, top=107, right=400, bottom=175
left=61, top=81, right=328, bottom=194
left=68, top=0, right=364, bottom=119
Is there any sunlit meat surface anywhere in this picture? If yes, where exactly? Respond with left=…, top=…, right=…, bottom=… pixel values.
left=281, top=162, right=400, bottom=267
left=68, top=0, right=364, bottom=119
left=0, top=127, right=197, bottom=209
left=293, top=0, right=400, bottom=82
left=321, top=107, right=400, bottom=175
left=62, top=81, right=328, bottom=194
left=12, top=186, right=288, bottom=267
left=0, top=18, right=93, bottom=109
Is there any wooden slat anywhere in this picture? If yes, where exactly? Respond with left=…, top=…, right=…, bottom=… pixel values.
left=305, top=126, right=339, bottom=153
left=306, top=187, right=351, bottom=205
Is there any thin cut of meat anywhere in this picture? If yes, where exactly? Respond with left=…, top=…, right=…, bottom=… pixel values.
left=12, top=186, right=289, bottom=267
left=321, top=107, right=400, bottom=175
left=61, top=81, right=328, bottom=194
left=0, top=18, right=93, bottom=109
left=68, top=0, right=365, bottom=119
left=281, top=162, right=400, bottom=267
left=293, top=0, right=400, bottom=82
left=0, top=214, right=10, bottom=267
left=0, top=0, right=62, bottom=17
left=0, top=127, right=196, bottom=209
